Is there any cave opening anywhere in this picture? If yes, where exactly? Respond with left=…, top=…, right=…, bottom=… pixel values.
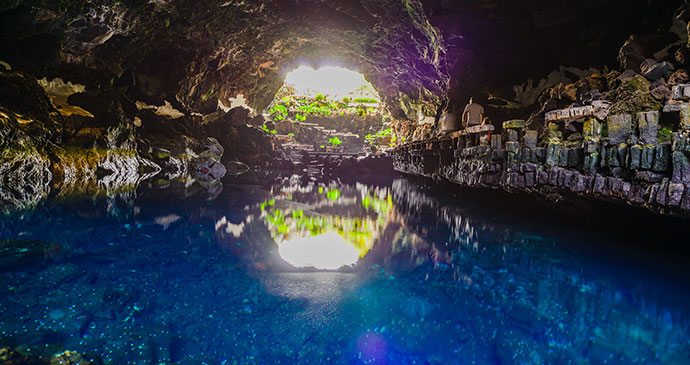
left=264, top=65, right=393, bottom=155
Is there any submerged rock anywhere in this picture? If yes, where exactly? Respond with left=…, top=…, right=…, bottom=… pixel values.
left=50, top=350, right=96, bottom=365
left=0, top=347, right=35, bottom=364
left=0, top=239, right=61, bottom=271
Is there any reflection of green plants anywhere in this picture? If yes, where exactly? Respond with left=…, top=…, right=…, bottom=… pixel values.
left=256, top=186, right=393, bottom=255
left=263, top=207, right=377, bottom=254
left=362, top=191, right=393, bottom=216
left=326, top=188, right=340, bottom=200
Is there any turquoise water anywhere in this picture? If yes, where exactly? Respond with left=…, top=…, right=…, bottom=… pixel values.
left=0, top=173, right=689, bottom=364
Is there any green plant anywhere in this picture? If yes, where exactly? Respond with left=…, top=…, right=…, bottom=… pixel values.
left=353, top=97, right=379, bottom=104
left=266, top=92, right=388, bottom=120
left=658, top=127, right=673, bottom=143
left=375, top=128, right=392, bottom=138
left=329, top=137, right=342, bottom=147
left=268, top=104, right=288, bottom=121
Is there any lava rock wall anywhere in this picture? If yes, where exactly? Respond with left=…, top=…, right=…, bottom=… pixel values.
left=393, top=109, right=690, bottom=217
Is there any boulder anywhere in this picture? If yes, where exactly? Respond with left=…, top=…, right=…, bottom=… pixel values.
left=653, top=143, right=671, bottom=172
left=618, top=37, right=647, bottom=73
left=642, top=60, right=674, bottom=81
left=545, top=143, right=560, bottom=167
left=642, top=61, right=674, bottom=81
left=629, top=144, right=642, bottom=170
left=523, top=130, right=538, bottom=148
left=641, top=145, right=655, bottom=169
left=668, top=69, right=689, bottom=86
left=636, top=111, right=659, bottom=145
left=651, top=85, right=671, bottom=100
left=505, top=141, right=520, bottom=153
left=606, top=114, right=633, bottom=144
left=502, top=119, right=526, bottom=129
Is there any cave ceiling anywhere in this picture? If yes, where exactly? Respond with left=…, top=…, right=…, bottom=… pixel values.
left=0, top=0, right=685, bottom=119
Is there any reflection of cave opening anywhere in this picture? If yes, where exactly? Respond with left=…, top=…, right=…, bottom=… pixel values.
left=265, top=66, right=393, bottom=154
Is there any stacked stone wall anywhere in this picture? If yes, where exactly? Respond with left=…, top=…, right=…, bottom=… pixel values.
left=393, top=97, right=690, bottom=217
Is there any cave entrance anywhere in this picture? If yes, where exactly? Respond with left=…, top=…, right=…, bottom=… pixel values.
left=265, top=66, right=392, bottom=154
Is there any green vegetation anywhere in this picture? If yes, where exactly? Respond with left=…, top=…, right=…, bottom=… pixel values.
left=352, top=97, right=378, bottom=104
left=268, top=104, right=288, bottom=121
left=658, top=127, right=673, bottom=143
left=262, top=124, right=277, bottom=134
left=267, top=93, right=386, bottom=122
left=329, top=137, right=342, bottom=148
left=365, top=127, right=393, bottom=146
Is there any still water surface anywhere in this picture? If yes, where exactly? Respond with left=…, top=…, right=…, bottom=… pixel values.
left=0, top=173, right=689, bottom=364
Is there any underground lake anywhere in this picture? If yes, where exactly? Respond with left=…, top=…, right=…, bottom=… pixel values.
left=1, top=172, right=689, bottom=363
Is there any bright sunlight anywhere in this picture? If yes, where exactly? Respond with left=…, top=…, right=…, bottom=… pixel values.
left=284, top=66, right=379, bottom=100
left=278, top=231, right=361, bottom=270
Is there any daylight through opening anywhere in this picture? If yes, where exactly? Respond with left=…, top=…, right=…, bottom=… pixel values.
left=264, top=66, right=395, bottom=155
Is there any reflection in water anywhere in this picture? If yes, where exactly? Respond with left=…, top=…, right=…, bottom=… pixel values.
left=229, top=181, right=394, bottom=270
left=279, top=232, right=360, bottom=270
left=0, top=173, right=689, bottom=363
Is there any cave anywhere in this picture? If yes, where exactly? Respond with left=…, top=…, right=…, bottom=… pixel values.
left=2, top=0, right=690, bottom=363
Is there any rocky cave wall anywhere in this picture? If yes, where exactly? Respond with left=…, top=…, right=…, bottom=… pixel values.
left=2, top=0, right=690, bottom=211
left=0, top=0, right=449, bottom=210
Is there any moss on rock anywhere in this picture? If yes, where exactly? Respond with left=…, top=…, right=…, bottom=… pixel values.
left=607, top=75, right=662, bottom=115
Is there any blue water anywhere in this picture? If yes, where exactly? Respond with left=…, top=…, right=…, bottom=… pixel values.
left=1, top=173, right=689, bottom=364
